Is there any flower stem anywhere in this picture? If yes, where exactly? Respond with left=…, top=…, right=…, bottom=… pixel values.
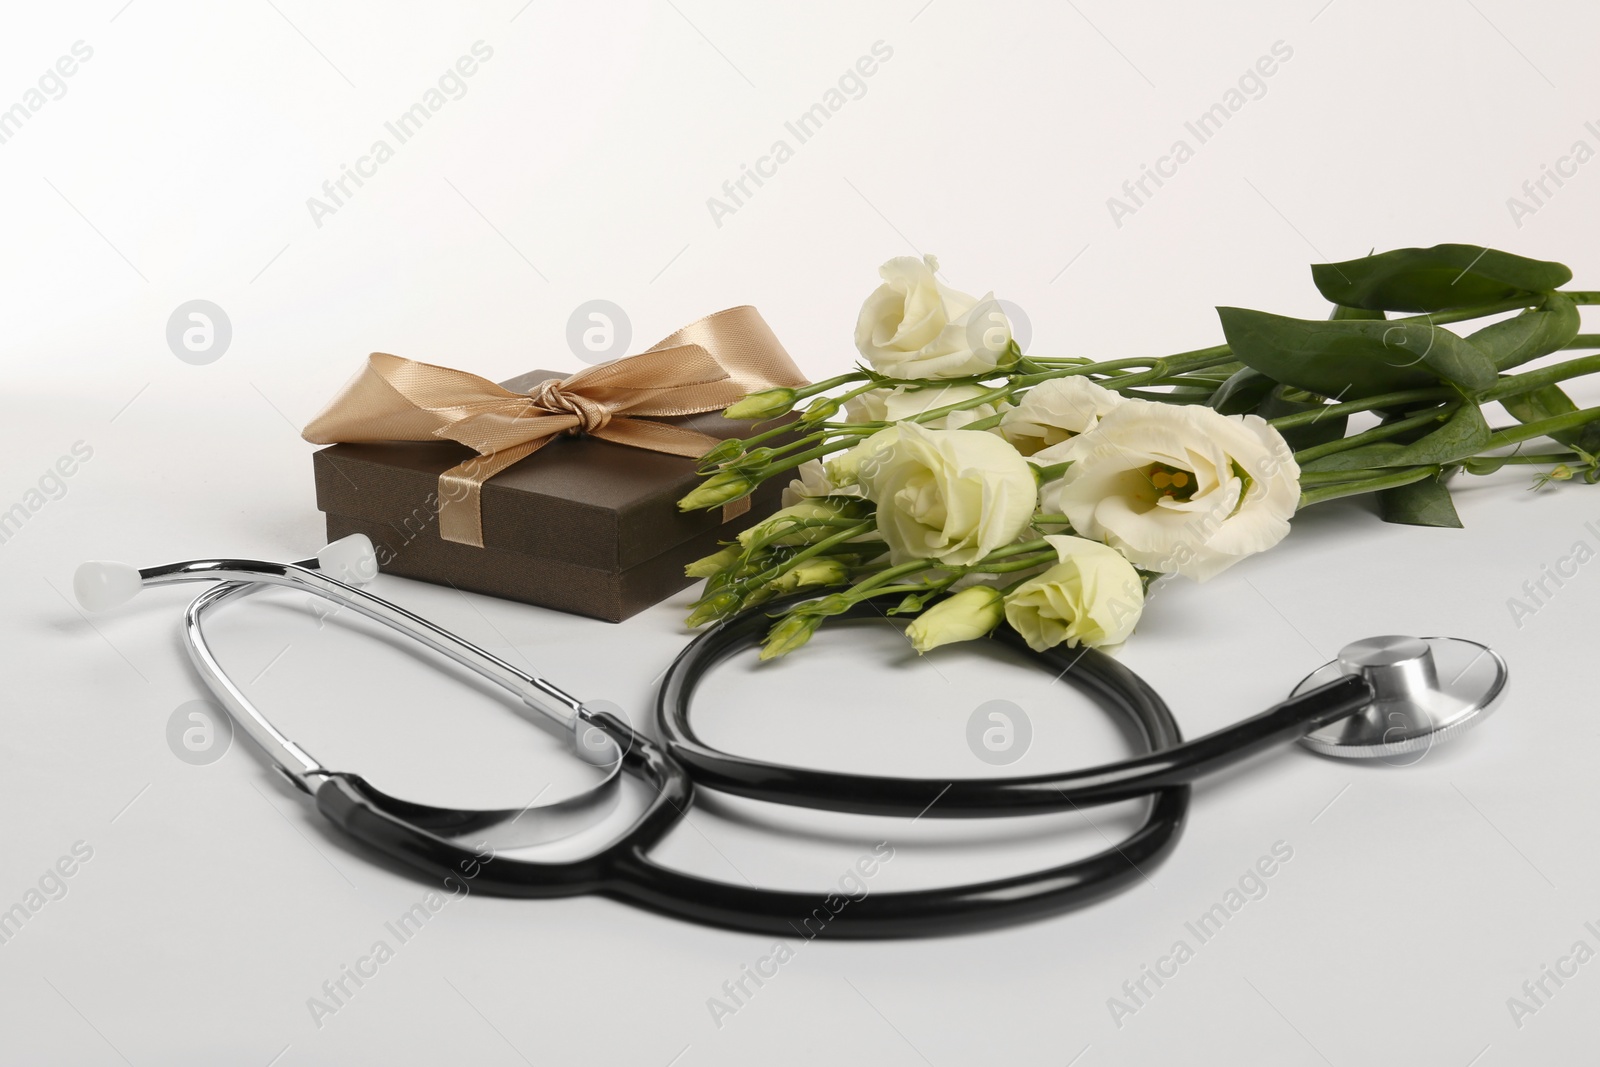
left=1292, top=404, right=1458, bottom=464
left=1297, top=465, right=1441, bottom=508
left=1484, top=406, right=1600, bottom=448
left=972, top=550, right=1058, bottom=575
left=1268, top=387, right=1456, bottom=430
left=1390, top=296, right=1541, bottom=325
left=1484, top=351, right=1600, bottom=402
left=796, top=371, right=866, bottom=397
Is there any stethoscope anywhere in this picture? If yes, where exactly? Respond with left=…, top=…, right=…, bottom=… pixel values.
left=74, top=535, right=1508, bottom=939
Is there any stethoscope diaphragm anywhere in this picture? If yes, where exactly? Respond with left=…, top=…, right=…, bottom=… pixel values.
left=1292, top=635, right=1508, bottom=760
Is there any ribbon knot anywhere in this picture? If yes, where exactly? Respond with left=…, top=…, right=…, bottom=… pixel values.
left=527, top=379, right=613, bottom=436
left=302, top=305, right=806, bottom=547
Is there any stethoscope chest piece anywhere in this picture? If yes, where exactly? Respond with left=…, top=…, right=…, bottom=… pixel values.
left=1292, top=635, right=1508, bottom=760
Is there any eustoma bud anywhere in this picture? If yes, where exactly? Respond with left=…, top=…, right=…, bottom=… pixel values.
left=724, top=388, right=798, bottom=421
left=684, top=545, right=742, bottom=578
left=678, top=469, right=757, bottom=511
left=760, top=612, right=824, bottom=659
left=686, top=590, right=742, bottom=628
left=738, top=500, right=863, bottom=548
left=905, top=586, right=1005, bottom=653
left=697, top=438, right=746, bottom=470
left=768, top=558, right=850, bottom=594
left=798, top=397, right=841, bottom=424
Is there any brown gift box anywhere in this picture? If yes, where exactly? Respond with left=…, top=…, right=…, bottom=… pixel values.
left=311, top=369, right=784, bottom=622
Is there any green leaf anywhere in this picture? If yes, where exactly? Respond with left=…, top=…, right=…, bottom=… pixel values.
left=1303, top=403, right=1491, bottom=472
left=1501, top=382, right=1600, bottom=453
left=1466, top=294, right=1580, bottom=371
left=1209, top=367, right=1277, bottom=415
left=1311, top=245, right=1572, bottom=312
left=1329, top=304, right=1385, bottom=321
left=1217, top=307, right=1499, bottom=399
left=1378, top=474, right=1463, bottom=527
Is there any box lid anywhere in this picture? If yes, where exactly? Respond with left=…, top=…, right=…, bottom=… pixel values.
left=311, top=369, right=782, bottom=571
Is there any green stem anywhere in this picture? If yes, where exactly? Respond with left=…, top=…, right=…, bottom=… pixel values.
left=1298, top=465, right=1440, bottom=508
left=795, top=371, right=865, bottom=398
left=1292, top=404, right=1458, bottom=464
left=1390, top=296, right=1541, bottom=325
left=1484, top=351, right=1600, bottom=402
left=1268, top=387, right=1455, bottom=430
left=701, top=418, right=816, bottom=464
left=1299, top=467, right=1392, bottom=486
left=1474, top=451, right=1581, bottom=466
left=1562, top=291, right=1600, bottom=305
left=1484, top=406, right=1600, bottom=448
left=739, top=519, right=876, bottom=590
left=846, top=557, right=942, bottom=597
left=970, top=550, right=1058, bottom=575
left=1117, top=387, right=1213, bottom=404
left=974, top=538, right=1051, bottom=562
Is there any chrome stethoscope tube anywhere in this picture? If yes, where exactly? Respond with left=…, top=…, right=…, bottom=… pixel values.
left=141, top=555, right=595, bottom=788
left=84, top=539, right=625, bottom=851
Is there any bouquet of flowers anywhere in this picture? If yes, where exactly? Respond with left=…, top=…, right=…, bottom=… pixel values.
left=678, top=246, right=1600, bottom=659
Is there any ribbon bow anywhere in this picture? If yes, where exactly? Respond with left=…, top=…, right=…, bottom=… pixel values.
left=302, top=305, right=806, bottom=547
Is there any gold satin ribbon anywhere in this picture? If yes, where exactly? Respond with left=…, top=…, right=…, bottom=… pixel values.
left=302, top=305, right=806, bottom=546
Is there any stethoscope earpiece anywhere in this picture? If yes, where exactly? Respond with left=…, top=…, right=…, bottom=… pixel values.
left=1292, top=635, right=1508, bottom=760
left=73, top=559, right=144, bottom=612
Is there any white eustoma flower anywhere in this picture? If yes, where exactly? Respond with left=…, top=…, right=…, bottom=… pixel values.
left=780, top=459, right=864, bottom=507
left=844, top=382, right=1004, bottom=430
left=856, top=422, right=1037, bottom=566
left=1037, top=401, right=1299, bottom=581
left=1003, top=535, right=1145, bottom=651
left=1000, top=376, right=1124, bottom=455
left=854, top=254, right=1011, bottom=379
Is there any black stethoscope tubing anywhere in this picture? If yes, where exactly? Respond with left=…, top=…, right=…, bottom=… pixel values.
left=315, top=596, right=1372, bottom=938
left=314, top=652, right=1189, bottom=939
left=656, top=597, right=1375, bottom=818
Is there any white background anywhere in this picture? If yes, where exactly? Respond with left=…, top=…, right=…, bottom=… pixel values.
left=3, top=0, right=1599, bottom=1063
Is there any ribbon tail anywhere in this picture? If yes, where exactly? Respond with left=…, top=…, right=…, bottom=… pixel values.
left=437, top=438, right=550, bottom=547
left=589, top=418, right=725, bottom=459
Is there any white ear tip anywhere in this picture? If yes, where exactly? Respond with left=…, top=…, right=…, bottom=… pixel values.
left=317, top=534, right=378, bottom=585
left=74, top=561, right=143, bottom=612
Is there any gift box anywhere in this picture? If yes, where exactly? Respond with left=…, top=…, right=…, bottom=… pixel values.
left=303, top=308, right=806, bottom=622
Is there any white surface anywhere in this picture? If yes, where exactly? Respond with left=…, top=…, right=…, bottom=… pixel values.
left=3, top=1, right=1599, bottom=1063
